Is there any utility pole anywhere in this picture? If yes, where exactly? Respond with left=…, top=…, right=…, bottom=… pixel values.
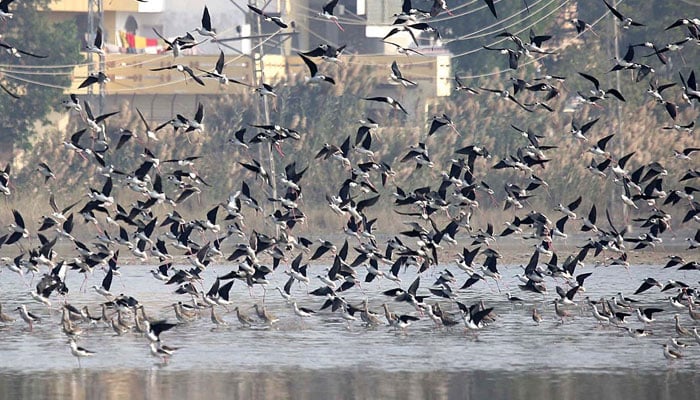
left=248, top=0, right=278, bottom=235
left=611, top=1, right=626, bottom=224
left=87, top=0, right=105, bottom=114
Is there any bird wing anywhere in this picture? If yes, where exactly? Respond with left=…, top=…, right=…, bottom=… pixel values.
left=201, top=5, right=212, bottom=31
left=298, top=53, right=318, bottom=76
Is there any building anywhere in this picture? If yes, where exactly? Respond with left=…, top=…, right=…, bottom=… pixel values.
left=47, top=0, right=451, bottom=120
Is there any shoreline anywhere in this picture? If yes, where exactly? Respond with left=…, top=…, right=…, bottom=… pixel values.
left=4, top=234, right=691, bottom=268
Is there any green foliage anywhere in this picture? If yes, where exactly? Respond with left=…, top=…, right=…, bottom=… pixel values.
left=0, top=0, right=84, bottom=149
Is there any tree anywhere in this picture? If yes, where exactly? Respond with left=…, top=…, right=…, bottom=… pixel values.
left=0, top=0, right=84, bottom=156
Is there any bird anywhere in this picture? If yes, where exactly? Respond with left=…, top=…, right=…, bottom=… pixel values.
left=210, top=306, right=227, bottom=326
left=194, top=5, right=216, bottom=38
left=85, top=27, right=104, bottom=54
left=150, top=64, right=205, bottom=86
left=292, top=302, right=315, bottom=325
left=428, top=114, right=458, bottom=136
left=454, top=75, right=479, bottom=94
left=233, top=306, right=256, bottom=327
left=480, top=87, right=533, bottom=112
left=634, top=277, right=662, bottom=295
left=302, top=43, right=347, bottom=63
left=390, top=61, right=417, bottom=87
left=145, top=320, right=177, bottom=343
left=604, top=0, right=644, bottom=29
left=318, top=0, right=344, bottom=31
left=62, top=94, right=81, bottom=112
left=0, top=41, right=48, bottom=58
left=92, top=267, right=114, bottom=299
left=78, top=71, right=110, bottom=89
left=152, top=28, right=199, bottom=58
left=253, top=304, right=279, bottom=325
left=569, top=18, right=597, bottom=35
left=363, top=96, right=408, bottom=114
left=0, top=303, right=15, bottom=323
left=36, top=162, right=55, bottom=184
left=255, top=82, right=277, bottom=98
left=672, top=147, right=700, bottom=160
left=674, top=314, right=692, bottom=337
left=248, top=5, right=288, bottom=28
left=570, top=118, right=600, bottom=142
left=531, top=308, right=542, bottom=324
left=16, top=305, right=40, bottom=331
left=0, top=80, right=19, bottom=99
left=0, top=0, right=15, bottom=20
left=662, top=344, right=683, bottom=361
left=149, top=341, right=178, bottom=363
left=483, top=0, right=497, bottom=18
left=482, top=45, right=521, bottom=70
left=578, top=72, right=625, bottom=102
left=69, top=339, right=95, bottom=367
left=197, top=51, right=245, bottom=85
left=384, top=41, right=424, bottom=56
left=553, top=300, right=573, bottom=323
left=298, top=53, right=335, bottom=85
left=636, top=307, right=663, bottom=324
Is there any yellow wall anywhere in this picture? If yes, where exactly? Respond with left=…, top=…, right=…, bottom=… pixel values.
left=68, top=53, right=449, bottom=96
left=49, top=0, right=138, bottom=12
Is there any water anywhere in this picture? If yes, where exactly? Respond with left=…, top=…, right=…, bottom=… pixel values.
left=0, top=263, right=698, bottom=399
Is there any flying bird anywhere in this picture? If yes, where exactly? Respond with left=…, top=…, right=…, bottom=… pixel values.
left=298, top=53, right=335, bottom=84
left=194, top=5, right=217, bottom=38
left=390, top=61, right=417, bottom=87
left=604, top=0, right=644, bottom=29
left=248, top=4, right=288, bottom=29
left=363, top=96, right=408, bottom=114
left=319, top=0, right=344, bottom=31
left=150, top=64, right=205, bottom=86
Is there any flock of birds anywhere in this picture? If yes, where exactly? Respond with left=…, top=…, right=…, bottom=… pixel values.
left=0, top=0, right=699, bottom=369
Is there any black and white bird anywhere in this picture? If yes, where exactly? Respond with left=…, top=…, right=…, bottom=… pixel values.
left=578, top=72, right=625, bottom=102
left=0, top=0, right=15, bottom=20
left=85, top=26, right=104, bottom=55
left=194, top=5, right=217, bottom=38
left=390, top=61, right=417, bottom=87
left=78, top=71, right=110, bottom=89
left=16, top=305, right=40, bottom=331
left=634, top=277, right=662, bottom=295
left=69, top=339, right=95, bottom=367
left=298, top=53, right=335, bottom=85
left=318, top=0, right=344, bottom=31
left=0, top=41, right=48, bottom=58
left=0, top=81, right=19, bottom=99
left=62, top=94, right=82, bottom=112
left=454, top=75, right=479, bottom=94
left=363, top=96, right=408, bottom=114
left=302, top=43, right=347, bottom=63
left=152, top=28, right=198, bottom=58
left=604, top=0, right=644, bottom=29
left=150, top=64, right=205, bottom=86
left=248, top=4, right=288, bottom=28
left=198, top=51, right=246, bottom=85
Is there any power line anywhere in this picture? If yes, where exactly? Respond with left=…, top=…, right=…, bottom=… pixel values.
left=338, top=0, right=565, bottom=70
left=455, top=0, right=622, bottom=79
left=0, top=0, right=616, bottom=92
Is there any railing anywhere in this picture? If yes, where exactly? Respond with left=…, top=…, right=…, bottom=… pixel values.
left=68, top=53, right=450, bottom=96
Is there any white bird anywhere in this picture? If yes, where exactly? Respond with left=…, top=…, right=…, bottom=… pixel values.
left=85, top=27, right=104, bottom=55
left=16, top=305, right=40, bottom=331
left=298, top=53, right=335, bottom=85
left=69, top=339, right=95, bottom=367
